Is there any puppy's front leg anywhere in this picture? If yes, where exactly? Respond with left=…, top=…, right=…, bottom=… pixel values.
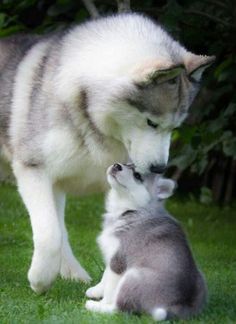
left=102, top=267, right=121, bottom=304
left=86, top=267, right=109, bottom=299
left=13, top=162, right=62, bottom=294
left=86, top=267, right=121, bottom=313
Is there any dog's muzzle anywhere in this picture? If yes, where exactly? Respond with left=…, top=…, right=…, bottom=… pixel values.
left=149, top=164, right=167, bottom=174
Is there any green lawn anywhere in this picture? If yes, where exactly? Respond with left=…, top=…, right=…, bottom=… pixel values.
left=0, top=183, right=235, bottom=324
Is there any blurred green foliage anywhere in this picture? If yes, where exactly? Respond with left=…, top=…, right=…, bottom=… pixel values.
left=159, top=0, right=236, bottom=204
left=0, top=0, right=235, bottom=203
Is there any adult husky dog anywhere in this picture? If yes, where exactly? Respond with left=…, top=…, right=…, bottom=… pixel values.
left=0, top=13, right=214, bottom=293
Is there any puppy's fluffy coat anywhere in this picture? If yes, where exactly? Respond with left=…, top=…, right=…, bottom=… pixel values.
left=86, top=163, right=207, bottom=320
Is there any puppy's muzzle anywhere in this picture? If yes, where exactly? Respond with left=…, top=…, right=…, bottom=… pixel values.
left=112, top=163, right=122, bottom=172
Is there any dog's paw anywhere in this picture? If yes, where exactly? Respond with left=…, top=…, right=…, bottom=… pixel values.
left=28, top=250, right=61, bottom=294
left=85, top=300, right=116, bottom=313
left=86, top=284, right=104, bottom=299
left=60, top=257, right=91, bottom=283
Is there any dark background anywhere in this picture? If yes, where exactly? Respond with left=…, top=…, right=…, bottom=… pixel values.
left=0, top=0, right=235, bottom=204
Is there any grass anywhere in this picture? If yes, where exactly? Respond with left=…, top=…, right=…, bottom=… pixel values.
left=0, top=183, right=235, bottom=324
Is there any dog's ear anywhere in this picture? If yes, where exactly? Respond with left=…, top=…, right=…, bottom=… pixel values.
left=184, top=53, right=215, bottom=82
left=156, top=178, right=176, bottom=200
left=132, top=60, right=184, bottom=87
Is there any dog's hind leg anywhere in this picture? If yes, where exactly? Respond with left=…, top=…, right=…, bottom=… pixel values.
left=53, top=188, right=91, bottom=282
left=13, top=162, right=62, bottom=294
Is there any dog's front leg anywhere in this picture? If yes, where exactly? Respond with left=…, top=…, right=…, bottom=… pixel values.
left=53, top=188, right=91, bottom=282
left=13, top=162, right=62, bottom=294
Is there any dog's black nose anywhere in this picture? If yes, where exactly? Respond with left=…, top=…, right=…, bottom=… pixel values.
left=150, top=164, right=166, bottom=174
left=113, top=163, right=122, bottom=171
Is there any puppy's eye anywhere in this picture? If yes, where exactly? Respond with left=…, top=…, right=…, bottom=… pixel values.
left=133, top=172, right=143, bottom=182
left=167, top=77, right=178, bottom=85
left=147, top=118, right=158, bottom=129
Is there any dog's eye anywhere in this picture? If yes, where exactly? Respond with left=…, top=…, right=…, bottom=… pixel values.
left=133, top=172, right=143, bottom=182
left=147, top=118, right=158, bottom=129
left=166, top=77, right=178, bottom=85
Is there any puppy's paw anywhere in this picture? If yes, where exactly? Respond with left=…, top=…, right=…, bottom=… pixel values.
left=86, top=284, right=104, bottom=299
left=60, top=257, right=91, bottom=283
left=85, top=300, right=100, bottom=312
left=85, top=300, right=116, bottom=313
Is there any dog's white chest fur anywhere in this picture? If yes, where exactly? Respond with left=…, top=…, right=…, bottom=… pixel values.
left=43, top=127, right=126, bottom=193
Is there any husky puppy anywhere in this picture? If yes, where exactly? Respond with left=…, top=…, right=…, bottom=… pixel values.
left=86, top=163, right=207, bottom=320
left=0, top=13, right=214, bottom=293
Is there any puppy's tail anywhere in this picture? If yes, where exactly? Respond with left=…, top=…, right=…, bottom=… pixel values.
left=151, top=273, right=207, bottom=321
left=151, top=308, right=168, bottom=321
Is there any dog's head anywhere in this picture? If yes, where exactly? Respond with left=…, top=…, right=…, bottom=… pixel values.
left=105, top=53, right=214, bottom=174
left=57, top=14, right=214, bottom=174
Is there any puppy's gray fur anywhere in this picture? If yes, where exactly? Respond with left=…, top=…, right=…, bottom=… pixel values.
left=113, top=203, right=207, bottom=319
left=86, top=164, right=207, bottom=320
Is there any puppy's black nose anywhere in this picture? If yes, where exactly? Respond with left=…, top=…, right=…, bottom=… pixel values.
left=113, top=163, right=122, bottom=171
left=150, top=164, right=166, bottom=174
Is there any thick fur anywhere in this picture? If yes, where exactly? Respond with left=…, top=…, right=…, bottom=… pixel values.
left=86, top=164, right=207, bottom=320
left=113, top=206, right=207, bottom=320
left=0, top=13, right=213, bottom=292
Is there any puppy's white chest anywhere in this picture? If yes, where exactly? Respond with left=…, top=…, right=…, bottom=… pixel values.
left=97, top=226, right=120, bottom=264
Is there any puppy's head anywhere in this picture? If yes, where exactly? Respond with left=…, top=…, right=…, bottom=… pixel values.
left=106, top=162, right=150, bottom=209
left=107, top=163, right=175, bottom=203
left=107, top=163, right=144, bottom=192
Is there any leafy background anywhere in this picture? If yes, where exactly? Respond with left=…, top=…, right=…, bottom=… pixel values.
left=0, top=0, right=235, bottom=204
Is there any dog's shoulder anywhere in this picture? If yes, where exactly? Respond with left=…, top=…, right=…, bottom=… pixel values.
left=0, top=34, right=40, bottom=70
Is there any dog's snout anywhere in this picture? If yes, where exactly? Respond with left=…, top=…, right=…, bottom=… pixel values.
left=113, top=163, right=122, bottom=171
left=150, top=164, right=166, bottom=174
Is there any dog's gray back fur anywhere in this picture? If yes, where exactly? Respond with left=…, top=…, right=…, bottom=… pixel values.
left=110, top=201, right=207, bottom=319
left=0, top=35, right=40, bottom=145
left=0, top=32, right=65, bottom=158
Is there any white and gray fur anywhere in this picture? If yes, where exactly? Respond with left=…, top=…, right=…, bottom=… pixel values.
left=111, top=205, right=207, bottom=320
left=86, top=164, right=207, bottom=320
left=0, top=13, right=214, bottom=293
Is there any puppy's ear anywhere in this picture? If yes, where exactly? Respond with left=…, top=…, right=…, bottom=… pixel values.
left=144, top=175, right=176, bottom=199
left=144, top=173, right=159, bottom=196
left=184, top=53, right=215, bottom=82
left=156, top=178, right=176, bottom=200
